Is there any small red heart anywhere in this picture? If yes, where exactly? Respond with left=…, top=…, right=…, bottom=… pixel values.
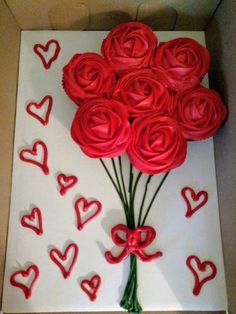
left=57, top=173, right=78, bottom=196
left=33, top=39, right=61, bottom=69
left=181, top=187, right=208, bottom=218
left=75, top=197, right=102, bottom=230
left=80, top=274, right=101, bottom=301
left=49, top=243, right=79, bottom=279
left=26, top=95, right=53, bottom=125
left=10, top=264, right=40, bottom=299
left=19, top=140, right=49, bottom=175
left=21, top=207, right=43, bottom=235
left=186, top=255, right=217, bottom=295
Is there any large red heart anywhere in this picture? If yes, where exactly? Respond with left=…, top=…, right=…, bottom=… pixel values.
left=181, top=186, right=208, bottom=218
left=49, top=243, right=79, bottom=279
left=33, top=39, right=61, bottom=69
left=80, top=274, right=101, bottom=301
left=186, top=255, right=217, bottom=295
left=10, top=264, right=40, bottom=299
left=75, top=197, right=102, bottom=230
left=26, top=95, right=53, bottom=125
left=21, top=207, right=43, bottom=235
left=19, top=140, right=49, bottom=175
left=57, top=173, right=78, bottom=196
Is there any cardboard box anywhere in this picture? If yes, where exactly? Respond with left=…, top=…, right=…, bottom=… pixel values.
left=0, top=0, right=235, bottom=313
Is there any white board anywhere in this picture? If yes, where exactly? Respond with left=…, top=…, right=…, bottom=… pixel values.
left=2, top=31, right=227, bottom=312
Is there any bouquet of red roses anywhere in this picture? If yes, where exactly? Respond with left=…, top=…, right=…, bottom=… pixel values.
left=62, top=22, right=226, bottom=313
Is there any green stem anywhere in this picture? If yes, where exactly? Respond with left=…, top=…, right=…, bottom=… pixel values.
left=99, top=158, right=129, bottom=224
left=128, top=164, right=133, bottom=194
left=128, top=164, right=134, bottom=228
left=99, top=159, right=120, bottom=196
left=111, top=158, right=125, bottom=205
left=111, top=158, right=130, bottom=224
left=137, top=175, right=153, bottom=226
left=141, top=171, right=170, bottom=226
left=120, top=254, right=142, bottom=313
left=130, top=172, right=142, bottom=227
left=118, top=156, right=129, bottom=208
left=132, top=172, right=142, bottom=201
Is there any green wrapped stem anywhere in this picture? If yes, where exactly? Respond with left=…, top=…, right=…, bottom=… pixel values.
left=100, top=158, right=169, bottom=314
left=120, top=254, right=142, bottom=313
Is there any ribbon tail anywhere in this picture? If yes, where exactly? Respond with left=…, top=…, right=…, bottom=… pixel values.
left=135, top=249, right=163, bottom=262
left=105, top=248, right=130, bottom=264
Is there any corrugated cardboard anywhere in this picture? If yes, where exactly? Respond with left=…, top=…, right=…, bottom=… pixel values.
left=0, top=0, right=20, bottom=308
left=206, top=1, right=236, bottom=312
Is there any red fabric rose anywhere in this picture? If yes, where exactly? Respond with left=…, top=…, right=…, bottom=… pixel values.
left=128, top=115, right=187, bottom=174
left=154, top=38, right=210, bottom=91
left=71, top=98, right=131, bottom=158
left=63, top=53, right=116, bottom=105
left=101, top=22, right=157, bottom=76
left=113, top=68, right=175, bottom=119
left=174, top=85, right=227, bottom=140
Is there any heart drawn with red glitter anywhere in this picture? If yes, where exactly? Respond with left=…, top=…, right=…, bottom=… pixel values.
left=186, top=255, right=217, bottom=295
left=80, top=274, right=101, bottom=301
left=10, top=264, right=40, bottom=299
left=26, top=95, right=53, bottom=125
left=19, top=140, right=49, bottom=175
left=57, top=173, right=78, bottom=196
left=49, top=243, right=79, bottom=279
left=21, top=207, right=43, bottom=235
left=75, top=197, right=102, bottom=230
left=181, top=187, right=208, bottom=218
left=33, top=39, right=61, bottom=69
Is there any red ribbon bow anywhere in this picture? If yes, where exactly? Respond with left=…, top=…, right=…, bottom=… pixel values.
left=105, top=224, right=163, bottom=263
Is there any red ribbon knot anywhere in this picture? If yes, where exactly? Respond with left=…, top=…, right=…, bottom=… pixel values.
left=105, top=224, right=163, bottom=263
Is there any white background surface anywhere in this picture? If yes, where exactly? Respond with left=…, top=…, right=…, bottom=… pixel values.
left=2, top=31, right=227, bottom=312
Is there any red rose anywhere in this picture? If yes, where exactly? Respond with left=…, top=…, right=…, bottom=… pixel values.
left=71, top=98, right=131, bottom=158
left=101, top=22, right=157, bottom=76
left=63, top=53, right=116, bottom=105
left=113, top=68, right=175, bottom=119
left=154, top=38, right=210, bottom=91
left=128, top=115, right=187, bottom=174
left=175, top=85, right=227, bottom=140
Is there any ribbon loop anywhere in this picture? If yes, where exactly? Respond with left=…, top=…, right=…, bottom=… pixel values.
left=112, top=224, right=130, bottom=247
left=105, top=224, right=163, bottom=263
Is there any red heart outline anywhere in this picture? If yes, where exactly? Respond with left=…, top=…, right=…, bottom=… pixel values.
left=33, top=39, right=61, bottom=69
left=19, top=140, right=49, bottom=175
left=10, top=264, right=40, bottom=299
left=80, top=274, right=101, bottom=301
left=21, top=207, right=43, bottom=235
left=49, top=243, right=79, bottom=279
left=186, top=255, right=217, bottom=295
left=57, top=173, right=78, bottom=196
left=26, top=95, right=53, bottom=125
left=181, top=186, right=208, bottom=218
left=75, top=197, right=102, bottom=230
